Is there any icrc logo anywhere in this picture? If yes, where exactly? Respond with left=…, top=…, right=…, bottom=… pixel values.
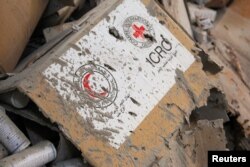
left=74, top=64, right=118, bottom=108
left=123, top=16, right=155, bottom=48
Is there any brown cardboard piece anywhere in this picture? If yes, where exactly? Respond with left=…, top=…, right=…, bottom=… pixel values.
left=0, top=0, right=48, bottom=73
left=0, top=0, right=224, bottom=166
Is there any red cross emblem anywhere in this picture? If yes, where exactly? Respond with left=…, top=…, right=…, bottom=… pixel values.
left=132, top=24, right=145, bottom=38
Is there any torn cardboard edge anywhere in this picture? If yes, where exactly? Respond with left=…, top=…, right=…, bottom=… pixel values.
left=0, top=0, right=234, bottom=166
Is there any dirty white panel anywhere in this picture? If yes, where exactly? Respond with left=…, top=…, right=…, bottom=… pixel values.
left=43, top=0, right=195, bottom=148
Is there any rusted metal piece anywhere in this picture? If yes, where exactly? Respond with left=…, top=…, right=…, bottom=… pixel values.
left=0, top=0, right=49, bottom=73
left=0, top=0, right=221, bottom=166
left=0, top=143, right=8, bottom=159
left=0, top=108, right=30, bottom=153
left=0, top=141, right=57, bottom=167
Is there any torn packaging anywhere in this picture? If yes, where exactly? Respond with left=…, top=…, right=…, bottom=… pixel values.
left=0, top=0, right=219, bottom=166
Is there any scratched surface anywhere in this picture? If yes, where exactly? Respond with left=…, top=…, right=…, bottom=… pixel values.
left=43, top=0, right=195, bottom=148
left=0, top=0, right=216, bottom=166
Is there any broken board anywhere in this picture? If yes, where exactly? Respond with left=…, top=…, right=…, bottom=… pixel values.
left=0, top=0, right=213, bottom=166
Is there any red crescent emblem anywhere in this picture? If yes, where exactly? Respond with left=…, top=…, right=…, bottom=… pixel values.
left=82, top=73, right=108, bottom=98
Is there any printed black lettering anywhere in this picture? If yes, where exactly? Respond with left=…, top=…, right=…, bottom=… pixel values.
left=146, top=58, right=155, bottom=67
left=154, top=46, right=166, bottom=58
left=149, top=52, right=160, bottom=64
left=161, top=35, right=172, bottom=51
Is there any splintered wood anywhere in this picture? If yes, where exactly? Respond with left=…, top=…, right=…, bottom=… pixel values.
left=201, top=0, right=250, bottom=137
left=0, top=0, right=235, bottom=166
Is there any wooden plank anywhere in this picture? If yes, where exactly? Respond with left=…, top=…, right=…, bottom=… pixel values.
left=0, top=0, right=218, bottom=166
left=161, top=0, right=193, bottom=37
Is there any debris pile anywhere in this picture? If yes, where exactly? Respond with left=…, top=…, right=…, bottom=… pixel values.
left=0, top=0, right=249, bottom=166
left=188, top=2, right=217, bottom=43
left=186, top=0, right=250, bottom=151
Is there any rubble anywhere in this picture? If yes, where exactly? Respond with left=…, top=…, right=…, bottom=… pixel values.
left=197, top=17, right=214, bottom=30
left=0, top=91, right=30, bottom=109
left=0, top=107, right=30, bottom=153
left=211, top=0, right=250, bottom=89
left=192, top=26, right=208, bottom=44
left=0, top=141, right=57, bottom=167
left=190, top=88, right=229, bottom=123
left=187, top=2, right=217, bottom=23
left=177, top=119, right=227, bottom=166
left=0, top=0, right=216, bottom=165
left=188, top=0, right=250, bottom=151
left=0, top=0, right=249, bottom=166
left=187, top=2, right=216, bottom=44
